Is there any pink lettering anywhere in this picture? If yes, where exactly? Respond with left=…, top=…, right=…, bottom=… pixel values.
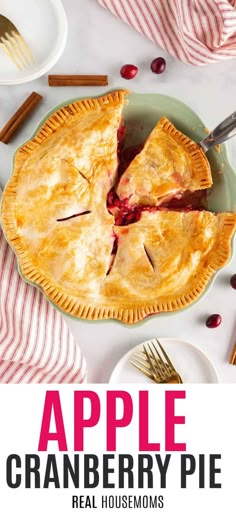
left=107, top=391, right=133, bottom=451
left=165, top=390, right=186, bottom=451
left=74, top=391, right=100, bottom=451
left=139, top=391, right=160, bottom=451
left=38, top=391, right=67, bottom=451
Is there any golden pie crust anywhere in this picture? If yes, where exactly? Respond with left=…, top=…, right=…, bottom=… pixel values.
left=102, top=211, right=236, bottom=313
left=1, top=90, right=236, bottom=324
left=117, top=117, right=212, bottom=206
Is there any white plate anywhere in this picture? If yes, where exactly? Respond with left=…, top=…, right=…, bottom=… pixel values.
left=109, top=338, right=218, bottom=384
left=0, top=0, right=67, bottom=84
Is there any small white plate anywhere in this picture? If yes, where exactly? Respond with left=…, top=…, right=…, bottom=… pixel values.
left=0, top=0, right=67, bottom=84
left=109, top=338, right=218, bottom=384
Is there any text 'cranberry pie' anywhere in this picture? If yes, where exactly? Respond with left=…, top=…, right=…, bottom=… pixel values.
left=1, top=90, right=236, bottom=324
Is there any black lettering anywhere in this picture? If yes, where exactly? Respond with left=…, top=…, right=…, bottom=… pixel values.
left=6, top=454, right=21, bottom=488
left=138, top=455, right=153, bottom=488
left=43, top=454, right=60, bottom=488
left=199, top=454, right=205, bottom=488
left=181, top=454, right=196, bottom=488
left=25, top=455, right=40, bottom=488
left=72, top=496, right=78, bottom=508
left=155, top=454, right=171, bottom=488
left=84, top=455, right=99, bottom=488
left=119, top=455, right=134, bottom=488
left=64, top=454, right=79, bottom=488
left=101, top=495, right=108, bottom=508
left=210, top=454, right=221, bottom=488
left=103, top=455, right=115, bottom=488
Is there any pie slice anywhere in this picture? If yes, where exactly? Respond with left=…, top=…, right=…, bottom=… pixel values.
left=2, top=89, right=128, bottom=242
left=17, top=210, right=115, bottom=300
left=116, top=117, right=212, bottom=207
left=102, top=210, right=236, bottom=321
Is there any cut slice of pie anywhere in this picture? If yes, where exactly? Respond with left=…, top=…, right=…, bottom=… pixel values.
left=102, top=210, right=236, bottom=321
left=2, top=89, right=129, bottom=243
left=18, top=209, right=115, bottom=301
left=116, top=117, right=212, bottom=207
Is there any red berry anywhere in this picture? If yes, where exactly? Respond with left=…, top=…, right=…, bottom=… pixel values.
left=151, top=57, right=166, bottom=74
left=120, top=64, right=138, bottom=80
left=230, top=274, right=236, bottom=289
left=206, top=314, right=222, bottom=328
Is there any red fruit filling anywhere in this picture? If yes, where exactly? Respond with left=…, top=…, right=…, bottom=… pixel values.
left=107, top=139, right=208, bottom=226
left=161, top=190, right=207, bottom=211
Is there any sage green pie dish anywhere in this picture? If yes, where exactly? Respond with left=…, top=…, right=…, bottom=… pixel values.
left=1, top=91, right=236, bottom=325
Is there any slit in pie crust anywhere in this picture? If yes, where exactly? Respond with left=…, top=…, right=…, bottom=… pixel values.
left=1, top=90, right=236, bottom=324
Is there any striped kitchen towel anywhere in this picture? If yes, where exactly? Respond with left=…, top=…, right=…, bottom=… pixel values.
left=0, top=190, right=87, bottom=383
left=98, top=0, right=236, bottom=65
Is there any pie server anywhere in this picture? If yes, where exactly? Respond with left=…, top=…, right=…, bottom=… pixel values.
left=200, top=110, right=236, bottom=152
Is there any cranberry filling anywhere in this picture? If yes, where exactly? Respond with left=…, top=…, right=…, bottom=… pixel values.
left=107, top=187, right=152, bottom=225
left=161, top=190, right=207, bottom=211
left=108, top=140, right=208, bottom=226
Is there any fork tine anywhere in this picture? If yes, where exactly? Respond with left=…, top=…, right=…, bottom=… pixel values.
left=129, top=349, right=154, bottom=380
left=9, top=32, right=31, bottom=67
left=0, top=14, right=33, bottom=70
left=2, top=33, right=26, bottom=69
left=14, top=32, right=33, bottom=63
left=129, top=358, right=153, bottom=380
left=150, top=340, right=169, bottom=375
left=155, top=339, right=175, bottom=371
left=144, top=344, right=164, bottom=379
left=0, top=37, right=22, bottom=69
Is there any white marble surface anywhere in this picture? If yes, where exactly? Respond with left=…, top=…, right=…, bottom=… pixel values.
left=1, top=0, right=236, bottom=383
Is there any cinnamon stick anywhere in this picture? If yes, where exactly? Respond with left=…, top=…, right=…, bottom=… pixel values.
left=229, top=342, right=236, bottom=365
left=0, top=92, right=43, bottom=144
left=48, top=74, right=108, bottom=87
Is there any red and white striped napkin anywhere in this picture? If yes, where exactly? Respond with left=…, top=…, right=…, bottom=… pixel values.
left=98, top=0, right=236, bottom=65
left=0, top=188, right=87, bottom=383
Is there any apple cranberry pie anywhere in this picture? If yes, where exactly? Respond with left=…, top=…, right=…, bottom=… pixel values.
left=1, top=90, right=236, bottom=324
left=116, top=117, right=212, bottom=206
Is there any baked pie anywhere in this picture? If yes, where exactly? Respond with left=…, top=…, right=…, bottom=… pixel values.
left=1, top=90, right=236, bottom=324
left=116, top=117, right=212, bottom=206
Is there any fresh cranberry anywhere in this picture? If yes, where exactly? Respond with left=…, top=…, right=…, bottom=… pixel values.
left=230, top=274, right=236, bottom=289
left=151, top=57, right=166, bottom=74
left=120, top=64, right=138, bottom=80
left=206, top=314, right=222, bottom=328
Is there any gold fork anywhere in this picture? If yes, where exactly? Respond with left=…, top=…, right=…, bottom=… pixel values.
left=129, top=339, right=183, bottom=384
left=0, top=14, right=33, bottom=70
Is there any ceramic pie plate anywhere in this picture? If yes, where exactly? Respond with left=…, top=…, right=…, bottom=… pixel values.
left=0, top=0, right=67, bottom=85
left=109, top=338, right=218, bottom=383
left=2, top=91, right=236, bottom=324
